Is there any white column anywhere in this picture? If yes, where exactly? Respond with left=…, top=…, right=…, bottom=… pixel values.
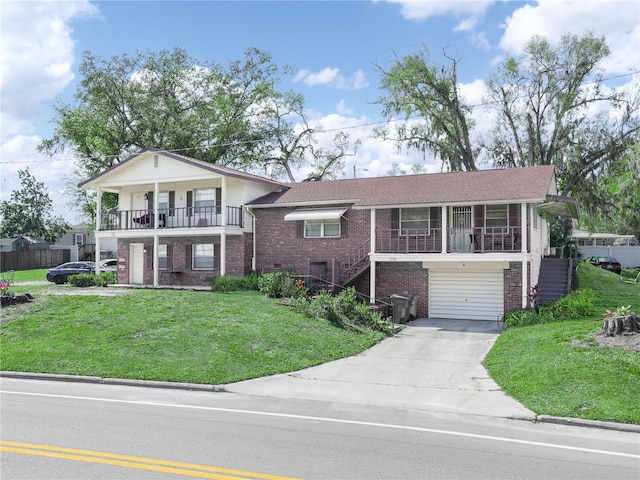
left=95, top=187, right=102, bottom=268
left=369, top=260, right=376, bottom=304
left=221, top=177, right=227, bottom=227
left=153, top=234, right=159, bottom=287
left=441, top=206, right=448, bottom=253
left=521, top=203, right=528, bottom=254
left=370, top=208, right=376, bottom=253
left=220, top=233, right=226, bottom=276
left=153, top=182, right=159, bottom=229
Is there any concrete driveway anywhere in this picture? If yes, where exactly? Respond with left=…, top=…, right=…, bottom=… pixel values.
left=227, top=319, right=536, bottom=420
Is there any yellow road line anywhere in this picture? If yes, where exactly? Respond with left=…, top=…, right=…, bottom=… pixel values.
left=1, top=441, right=300, bottom=480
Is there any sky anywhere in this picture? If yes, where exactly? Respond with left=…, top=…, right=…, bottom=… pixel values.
left=1, top=0, right=639, bottom=224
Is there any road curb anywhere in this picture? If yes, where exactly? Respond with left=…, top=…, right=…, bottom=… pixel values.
left=3, top=371, right=638, bottom=433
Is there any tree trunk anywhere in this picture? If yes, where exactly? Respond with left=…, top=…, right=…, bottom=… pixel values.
left=601, top=314, right=640, bottom=337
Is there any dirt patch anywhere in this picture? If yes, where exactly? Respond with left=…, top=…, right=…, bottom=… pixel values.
left=570, top=332, right=640, bottom=353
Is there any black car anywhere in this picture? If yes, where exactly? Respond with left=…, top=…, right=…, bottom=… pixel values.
left=46, top=262, right=96, bottom=284
left=584, top=256, right=622, bottom=275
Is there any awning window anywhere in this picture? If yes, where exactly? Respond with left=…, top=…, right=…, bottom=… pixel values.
left=284, top=208, right=347, bottom=221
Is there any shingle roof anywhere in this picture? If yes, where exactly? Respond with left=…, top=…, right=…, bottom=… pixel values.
left=248, top=165, right=557, bottom=208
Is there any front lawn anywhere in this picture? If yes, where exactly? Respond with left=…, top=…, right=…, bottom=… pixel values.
left=485, top=262, right=640, bottom=424
left=0, top=289, right=383, bottom=384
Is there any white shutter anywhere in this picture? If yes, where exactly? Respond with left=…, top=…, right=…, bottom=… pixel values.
left=430, top=268, right=504, bottom=321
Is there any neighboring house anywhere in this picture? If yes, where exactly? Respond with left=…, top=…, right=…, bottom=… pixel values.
left=79, top=148, right=286, bottom=286
left=53, top=223, right=98, bottom=261
left=80, top=148, right=579, bottom=321
left=4, top=235, right=50, bottom=251
left=573, top=229, right=636, bottom=247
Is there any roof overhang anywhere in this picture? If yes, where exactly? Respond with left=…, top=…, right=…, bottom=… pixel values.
left=538, top=195, right=580, bottom=219
left=284, top=208, right=347, bottom=221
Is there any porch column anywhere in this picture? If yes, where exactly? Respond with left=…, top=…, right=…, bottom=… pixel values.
left=220, top=233, right=226, bottom=276
left=441, top=206, right=447, bottom=253
left=153, top=182, right=159, bottom=229
left=521, top=203, right=527, bottom=253
left=522, top=259, right=528, bottom=309
left=95, top=187, right=102, bottom=232
left=369, top=260, right=376, bottom=304
left=153, top=234, right=159, bottom=287
left=370, top=209, right=376, bottom=253
left=221, top=177, right=227, bottom=227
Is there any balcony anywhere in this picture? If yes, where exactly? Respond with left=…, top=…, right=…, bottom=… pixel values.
left=98, top=206, right=243, bottom=231
left=376, top=226, right=522, bottom=254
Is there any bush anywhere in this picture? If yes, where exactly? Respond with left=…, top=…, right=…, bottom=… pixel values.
left=258, top=271, right=306, bottom=298
left=293, top=287, right=394, bottom=336
left=240, top=270, right=262, bottom=290
left=68, top=271, right=117, bottom=287
left=504, top=288, right=597, bottom=327
left=211, top=275, right=245, bottom=293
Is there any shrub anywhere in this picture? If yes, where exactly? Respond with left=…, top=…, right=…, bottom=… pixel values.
left=211, top=275, right=245, bottom=293
left=240, top=270, right=262, bottom=291
left=504, top=288, right=596, bottom=327
left=68, top=273, right=97, bottom=287
left=293, top=287, right=394, bottom=336
left=96, top=271, right=117, bottom=287
left=258, top=271, right=306, bottom=298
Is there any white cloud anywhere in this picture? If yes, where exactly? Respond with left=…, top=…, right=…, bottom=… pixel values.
left=383, top=0, right=494, bottom=31
left=294, top=67, right=369, bottom=90
left=499, top=0, right=640, bottom=74
left=0, top=0, right=98, bottom=138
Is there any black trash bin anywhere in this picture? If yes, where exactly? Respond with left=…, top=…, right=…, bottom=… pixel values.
left=390, top=294, right=412, bottom=324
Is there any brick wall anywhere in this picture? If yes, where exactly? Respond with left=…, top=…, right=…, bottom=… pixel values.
left=116, top=233, right=251, bottom=286
left=376, top=262, right=428, bottom=317
left=504, top=261, right=524, bottom=313
left=254, top=206, right=370, bottom=280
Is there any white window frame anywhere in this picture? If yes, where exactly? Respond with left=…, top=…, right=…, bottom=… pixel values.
left=485, top=205, right=509, bottom=233
left=532, top=206, right=538, bottom=231
left=400, top=207, right=431, bottom=236
left=74, top=234, right=84, bottom=247
left=192, top=244, right=214, bottom=270
left=304, top=219, right=341, bottom=238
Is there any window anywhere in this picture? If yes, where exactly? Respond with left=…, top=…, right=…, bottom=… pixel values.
left=304, top=219, right=340, bottom=238
left=192, top=244, right=214, bottom=269
left=158, top=245, right=168, bottom=270
left=485, top=205, right=508, bottom=233
left=400, top=207, right=430, bottom=235
left=158, top=192, right=169, bottom=211
left=74, top=234, right=84, bottom=247
left=532, top=206, right=538, bottom=231
left=195, top=188, right=216, bottom=214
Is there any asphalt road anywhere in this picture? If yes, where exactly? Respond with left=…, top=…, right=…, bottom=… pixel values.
left=1, top=378, right=638, bottom=479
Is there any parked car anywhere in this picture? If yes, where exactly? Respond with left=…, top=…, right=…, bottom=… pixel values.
left=584, top=256, right=622, bottom=275
left=99, top=259, right=118, bottom=272
left=46, top=261, right=95, bottom=284
left=612, top=237, right=639, bottom=246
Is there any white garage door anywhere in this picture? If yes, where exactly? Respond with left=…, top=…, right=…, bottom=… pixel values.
left=430, top=268, right=504, bottom=321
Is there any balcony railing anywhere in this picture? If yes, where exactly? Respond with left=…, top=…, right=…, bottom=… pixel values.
left=99, top=206, right=243, bottom=231
left=376, top=226, right=522, bottom=254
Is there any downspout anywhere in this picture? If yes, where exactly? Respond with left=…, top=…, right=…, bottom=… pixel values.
left=245, top=206, right=257, bottom=271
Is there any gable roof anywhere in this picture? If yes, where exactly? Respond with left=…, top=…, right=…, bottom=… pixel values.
left=78, top=148, right=288, bottom=189
left=249, top=165, right=559, bottom=208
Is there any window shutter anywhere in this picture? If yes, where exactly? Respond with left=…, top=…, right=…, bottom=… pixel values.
left=169, top=191, right=175, bottom=217
left=147, top=192, right=153, bottom=210
left=341, top=215, right=348, bottom=238
left=508, top=204, right=519, bottom=227
left=186, top=191, right=193, bottom=217
left=296, top=220, right=304, bottom=238
left=185, top=244, right=192, bottom=270
left=430, top=207, right=440, bottom=228
left=475, top=205, right=485, bottom=227
left=214, top=243, right=221, bottom=270
left=167, top=244, right=174, bottom=270
left=216, top=188, right=222, bottom=215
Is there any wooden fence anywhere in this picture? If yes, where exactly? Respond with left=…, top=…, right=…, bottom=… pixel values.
left=1, top=249, right=70, bottom=271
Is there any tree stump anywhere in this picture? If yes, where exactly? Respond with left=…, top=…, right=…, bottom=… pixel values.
left=601, top=313, right=640, bottom=337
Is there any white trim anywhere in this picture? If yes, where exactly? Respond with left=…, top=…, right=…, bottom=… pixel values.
left=284, top=208, right=347, bottom=221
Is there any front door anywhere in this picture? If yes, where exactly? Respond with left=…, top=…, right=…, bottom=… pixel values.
left=449, top=206, right=472, bottom=252
left=130, top=243, right=144, bottom=285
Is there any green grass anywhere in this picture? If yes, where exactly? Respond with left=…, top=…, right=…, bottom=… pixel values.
left=485, top=262, right=640, bottom=424
left=1, top=289, right=383, bottom=384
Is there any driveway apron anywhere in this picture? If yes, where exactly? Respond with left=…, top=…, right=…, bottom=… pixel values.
left=226, top=319, right=535, bottom=419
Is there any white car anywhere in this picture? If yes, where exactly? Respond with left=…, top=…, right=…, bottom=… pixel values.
left=99, top=259, right=118, bottom=272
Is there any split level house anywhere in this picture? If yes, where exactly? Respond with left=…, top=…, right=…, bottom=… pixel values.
left=80, top=148, right=579, bottom=321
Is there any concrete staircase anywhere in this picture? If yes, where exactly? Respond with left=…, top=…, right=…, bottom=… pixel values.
left=537, top=257, right=573, bottom=305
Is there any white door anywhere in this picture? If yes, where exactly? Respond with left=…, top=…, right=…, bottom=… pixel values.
left=430, top=268, right=504, bottom=321
left=449, top=206, right=472, bottom=252
left=130, top=243, right=144, bottom=285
